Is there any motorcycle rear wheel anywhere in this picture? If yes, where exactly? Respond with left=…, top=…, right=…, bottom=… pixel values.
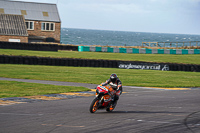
left=106, top=101, right=117, bottom=112
left=89, top=98, right=99, bottom=113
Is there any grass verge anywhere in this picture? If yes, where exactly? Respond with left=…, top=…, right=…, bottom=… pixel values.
left=0, top=80, right=90, bottom=98
left=0, top=64, right=200, bottom=88
left=1, top=49, right=200, bottom=64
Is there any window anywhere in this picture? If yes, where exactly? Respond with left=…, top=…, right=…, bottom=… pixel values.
left=41, top=22, right=55, bottom=31
left=21, top=10, right=27, bottom=15
left=43, top=12, right=49, bottom=17
left=25, top=21, right=34, bottom=30
left=0, top=8, right=4, bottom=14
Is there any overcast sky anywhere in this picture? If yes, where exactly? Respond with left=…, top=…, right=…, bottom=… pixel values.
left=13, top=0, right=200, bottom=35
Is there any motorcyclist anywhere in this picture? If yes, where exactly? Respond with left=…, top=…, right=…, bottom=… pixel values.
left=102, top=73, right=122, bottom=105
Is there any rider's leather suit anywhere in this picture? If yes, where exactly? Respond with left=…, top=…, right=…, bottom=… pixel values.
left=102, top=78, right=122, bottom=101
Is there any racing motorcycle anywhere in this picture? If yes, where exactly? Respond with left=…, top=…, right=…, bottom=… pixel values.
left=89, top=83, right=117, bottom=113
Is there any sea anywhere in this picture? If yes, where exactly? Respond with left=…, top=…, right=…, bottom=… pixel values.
left=61, top=28, right=200, bottom=47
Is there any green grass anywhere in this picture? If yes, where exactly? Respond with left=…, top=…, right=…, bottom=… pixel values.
left=0, top=80, right=90, bottom=98
left=1, top=49, right=200, bottom=64
left=0, top=64, right=200, bottom=88
left=1, top=49, right=200, bottom=98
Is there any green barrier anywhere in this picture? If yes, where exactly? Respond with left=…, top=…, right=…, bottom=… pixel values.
left=78, top=46, right=90, bottom=52
left=119, top=48, right=127, bottom=53
left=158, top=49, right=164, bottom=54
left=133, top=48, right=139, bottom=53
left=78, top=46, right=200, bottom=54
left=107, top=47, right=114, bottom=52
left=170, top=49, right=176, bottom=54
left=146, top=49, right=152, bottom=54
left=194, top=49, right=200, bottom=54
left=84, top=46, right=90, bottom=52
left=96, top=47, right=102, bottom=52
left=182, top=49, right=188, bottom=54
left=78, top=46, right=83, bottom=52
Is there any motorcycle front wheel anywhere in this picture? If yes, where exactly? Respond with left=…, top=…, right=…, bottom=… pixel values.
left=89, top=97, right=99, bottom=113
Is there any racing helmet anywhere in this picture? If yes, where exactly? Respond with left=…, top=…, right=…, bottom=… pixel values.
left=110, top=73, right=118, bottom=83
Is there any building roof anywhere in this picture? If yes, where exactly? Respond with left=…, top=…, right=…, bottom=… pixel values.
left=0, top=14, right=28, bottom=36
left=0, top=0, right=61, bottom=22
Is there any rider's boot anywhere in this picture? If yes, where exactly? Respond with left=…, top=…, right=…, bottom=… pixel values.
left=111, top=95, right=118, bottom=107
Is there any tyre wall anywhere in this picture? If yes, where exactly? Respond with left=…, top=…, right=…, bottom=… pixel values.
left=0, top=41, right=58, bottom=51
left=0, top=41, right=79, bottom=51
left=58, top=45, right=78, bottom=51
left=0, top=55, right=199, bottom=72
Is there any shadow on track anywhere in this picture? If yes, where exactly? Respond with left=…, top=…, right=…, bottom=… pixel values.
left=98, top=110, right=185, bottom=114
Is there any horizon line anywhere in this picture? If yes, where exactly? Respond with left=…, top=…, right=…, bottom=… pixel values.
left=61, top=27, right=200, bottom=36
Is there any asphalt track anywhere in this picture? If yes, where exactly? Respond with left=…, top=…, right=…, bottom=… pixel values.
left=0, top=78, right=200, bottom=133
